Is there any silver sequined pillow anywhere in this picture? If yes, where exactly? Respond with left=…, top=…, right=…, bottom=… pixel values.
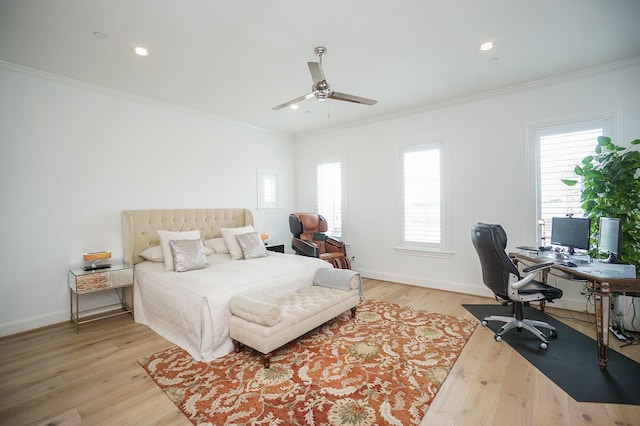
left=235, top=232, right=268, bottom=259
left=169, top=239, right=208, bottom=272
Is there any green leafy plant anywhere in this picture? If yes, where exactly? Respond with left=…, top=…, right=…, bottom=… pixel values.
left=562, top=136, right=640, bottom=277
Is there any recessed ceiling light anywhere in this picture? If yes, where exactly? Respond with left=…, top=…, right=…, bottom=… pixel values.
left=479, top=41, right=495, bottom=51
left=133, top=46, right=149, bottom=57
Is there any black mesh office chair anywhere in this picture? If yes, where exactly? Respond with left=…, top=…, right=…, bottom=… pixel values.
left=471, top=223, right=563, bottom=349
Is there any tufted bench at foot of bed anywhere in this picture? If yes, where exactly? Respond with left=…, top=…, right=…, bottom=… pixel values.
left=229, top=270, right=361, bottom=368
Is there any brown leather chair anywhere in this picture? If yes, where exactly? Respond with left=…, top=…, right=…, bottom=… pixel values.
left=289, top=212, right=351, bottom=269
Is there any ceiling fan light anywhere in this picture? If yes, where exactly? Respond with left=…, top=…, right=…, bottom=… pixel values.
left=289, top=104, right=299, bottom=110
left=133, top=46, right=149, bottom=56
left=315, top=92, right=329, bottom=101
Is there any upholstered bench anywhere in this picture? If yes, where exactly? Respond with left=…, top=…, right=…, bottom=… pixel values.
left=229, top=268, right=362, bottom=367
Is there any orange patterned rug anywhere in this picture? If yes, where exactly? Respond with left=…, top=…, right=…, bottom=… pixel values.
left=140, top=299, right=476, bottom=425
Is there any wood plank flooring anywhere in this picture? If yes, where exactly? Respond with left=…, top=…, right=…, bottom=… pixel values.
left=1, top=278, right=638, bottom=425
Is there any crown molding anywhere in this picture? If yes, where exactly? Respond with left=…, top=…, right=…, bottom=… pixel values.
left=295, top=56, right=640, bottom=139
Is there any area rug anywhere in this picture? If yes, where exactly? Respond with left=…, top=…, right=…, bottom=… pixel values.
left=464, top=304, right=640, bottom=405
left=140, top=299, right=477, bottom=425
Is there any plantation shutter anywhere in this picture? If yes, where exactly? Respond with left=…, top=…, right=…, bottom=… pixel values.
left=403, top=146, right=441, bottom=244
left=317, top=160, right=342, bottom=237
left=259, top=172, right=278, bottom=209
left=538, top=128, right=602, bottom=236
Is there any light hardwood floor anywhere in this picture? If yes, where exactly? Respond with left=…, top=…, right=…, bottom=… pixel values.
left=1, top=279, right=638, bottom=425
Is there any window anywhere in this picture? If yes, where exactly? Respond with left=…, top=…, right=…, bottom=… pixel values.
left=534, top=119, right=609, bottom=242
left=400, top=142, right=445, bottom=249
left=316, top=159, right=343, bottom=237
left=257, top=169, right=279, bottom=209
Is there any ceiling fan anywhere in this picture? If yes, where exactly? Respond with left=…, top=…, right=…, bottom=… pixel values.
left=273, top=46, right=378, bottom=110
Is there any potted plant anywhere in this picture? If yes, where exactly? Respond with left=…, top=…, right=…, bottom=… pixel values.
left=562, top=136, right=640, bottom=278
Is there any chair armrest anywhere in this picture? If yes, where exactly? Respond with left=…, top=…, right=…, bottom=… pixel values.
left=511, top=262, right=554, bottom=290
left=291, top=238, right=319, bottom=257
left=325, top=236, right=346, bottom=254
left=522, top=261, right=554, bottom=273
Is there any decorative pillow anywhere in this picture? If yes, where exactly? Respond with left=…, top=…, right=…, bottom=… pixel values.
left=236, top=232, right=268, bottom=259
left=221, top=225, right=254, bottom=260
left=169, top=239, right=208, bottom=273
left=204, top=237, right=229, bottom=254
left=313, top=268, right=363, bottom=295
left=229, top=295, right=281, bottom=327
left=157, top=230, right=201, bottom=271
left=140, top=244, right=213, bottom=262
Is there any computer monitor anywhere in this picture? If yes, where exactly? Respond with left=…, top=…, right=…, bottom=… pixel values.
left=599, top=217, right=624, bottom=264
left=550, top=216, right=591, bottom=255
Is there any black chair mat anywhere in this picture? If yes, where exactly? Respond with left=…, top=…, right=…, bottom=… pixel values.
left=463, top=303, right=640, bottom=405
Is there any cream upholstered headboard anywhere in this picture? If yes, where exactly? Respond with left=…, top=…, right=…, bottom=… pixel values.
left=122, top=208, right=254, bottom=266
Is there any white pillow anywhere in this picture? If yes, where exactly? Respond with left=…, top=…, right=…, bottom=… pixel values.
left=204, top=237, right=229, bottom=254
left=221, top=225, right=254, bottom=260
left=140, top=244, right=213, bottom=262
left=139, top=245, right=164, bottom=262
left=157, top=230, right=202, bottom=271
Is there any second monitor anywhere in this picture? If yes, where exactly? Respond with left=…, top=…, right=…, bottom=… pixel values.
left=599, top=217, right=625, bottom=264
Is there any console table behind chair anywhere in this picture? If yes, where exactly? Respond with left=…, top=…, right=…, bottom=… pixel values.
left=512, top=251, right=640, bottom=370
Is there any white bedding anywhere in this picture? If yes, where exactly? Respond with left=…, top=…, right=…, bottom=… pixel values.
left=134, top=251, right=331, bottom=361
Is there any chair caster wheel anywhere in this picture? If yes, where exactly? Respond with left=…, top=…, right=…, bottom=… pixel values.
left=540, top=342, right=548, bottom=350
left=550, top=330, right=558, bottom=339
left=482, top=320, right=488, bottom=327
left=494, top=334, right=502, bottom=342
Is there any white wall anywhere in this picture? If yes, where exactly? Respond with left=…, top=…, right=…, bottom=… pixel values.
left=2, top=61, right=638, bottom=336
left=293, top=61, right=640, bottom=311
left=0, top=65, right=295, bottom=336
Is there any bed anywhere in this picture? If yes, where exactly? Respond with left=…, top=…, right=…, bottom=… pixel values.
left=122, top=208, right=331, bottom=361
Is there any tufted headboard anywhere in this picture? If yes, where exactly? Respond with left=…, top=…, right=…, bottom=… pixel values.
left=122, top=208, right=254, bottom=266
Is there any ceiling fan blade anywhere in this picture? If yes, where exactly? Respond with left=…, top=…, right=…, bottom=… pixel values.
left=329, top=91, right=378, bottom=105
left=272, top=93, right=315, bottom=110
left=308, top=62, right=326, bottom=84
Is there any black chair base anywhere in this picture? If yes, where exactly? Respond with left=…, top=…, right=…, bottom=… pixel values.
left=482, top=303, right=558, bottom=349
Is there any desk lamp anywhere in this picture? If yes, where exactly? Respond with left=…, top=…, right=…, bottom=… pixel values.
left=537, top=219, right=546, bottom=246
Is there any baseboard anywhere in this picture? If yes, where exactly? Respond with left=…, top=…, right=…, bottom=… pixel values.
left=0, top=310, right=69, bottom=338
left=359, top=269, right=494, bottom=298
left=358, top=269, right=595, bottom=315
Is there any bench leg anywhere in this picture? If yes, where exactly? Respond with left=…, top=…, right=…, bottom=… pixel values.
left=262, top=353, right=272, bottom=368
left=232, top=339, right=242, bottom=353
left=351, top=307, right=357, bottom=318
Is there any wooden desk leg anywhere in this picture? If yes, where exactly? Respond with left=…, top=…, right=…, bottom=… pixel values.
left=593, top=281, right=611, bottom=370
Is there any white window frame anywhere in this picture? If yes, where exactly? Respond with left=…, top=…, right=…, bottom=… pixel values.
left=257, top=169, right=279, bottom=210
left=315, top=157, right=345, bottom=239
left=395, top=140, right=451, bottom=257
left=527, top=116, right=612, bottom=245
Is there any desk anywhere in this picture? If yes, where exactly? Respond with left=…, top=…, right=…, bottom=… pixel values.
left=512, top=252, right=639, bottom=370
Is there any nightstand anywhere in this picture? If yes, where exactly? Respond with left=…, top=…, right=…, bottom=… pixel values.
left=266, top=244, right=285, bottom=253
left=68, top=263, right=134, bottom=333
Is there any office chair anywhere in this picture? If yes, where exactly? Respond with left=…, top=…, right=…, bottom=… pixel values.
left=471, top=223, right=562, bottom=349
left=289, top=212, right=351, bottom=269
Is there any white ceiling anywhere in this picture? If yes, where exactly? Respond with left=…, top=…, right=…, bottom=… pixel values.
left=1, top=0, right=639, bottom=136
